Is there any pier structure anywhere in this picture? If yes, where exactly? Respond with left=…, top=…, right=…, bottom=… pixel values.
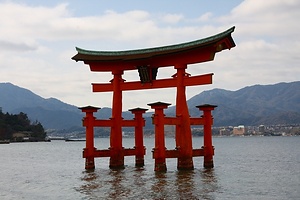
left=72, top=26, right=236, bottom=170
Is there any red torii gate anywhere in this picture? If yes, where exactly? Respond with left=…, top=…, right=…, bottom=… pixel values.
left=72, top=26, right=236, bottom=171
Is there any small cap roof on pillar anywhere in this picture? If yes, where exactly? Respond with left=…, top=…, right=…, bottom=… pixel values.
left=196, top=104, right=218, bottom=110
left=147, top=101, right=171, bottom=107
left=78, top=106, right=100, bottom=112
left=128, top=107, right=148, bottom=112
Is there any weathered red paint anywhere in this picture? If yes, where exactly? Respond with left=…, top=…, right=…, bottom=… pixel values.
left=73, top=27, right=235, bottom=170
left=92, top=73, right=213, bottom=92
left=129, top=108, right=148, bottom=167
left=148, top=102, right=170, bottom=171
left=197, top=104, right=217, bottom=168
left=174, top=64, right=194, bottom=170
left=80, top=106, right=148, bottom=169
left=109, top=70, right=125, bottom=169
left=79, top=106, right=99, bottom=170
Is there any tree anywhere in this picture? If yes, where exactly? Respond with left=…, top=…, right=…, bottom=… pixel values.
left=30, top=121, right=46, bottom=139
left=0, top=109, right=46, bottom=141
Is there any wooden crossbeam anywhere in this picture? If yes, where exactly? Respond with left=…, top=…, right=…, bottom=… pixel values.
left=88, top=148, right=140, bottom=158
left=152, top=148, right=205, bottom=159
left=92, top=73, right=213, bottom=92
left=83, top=119, right=144, bottom=128
left=190, top=117, right=205, bottom=125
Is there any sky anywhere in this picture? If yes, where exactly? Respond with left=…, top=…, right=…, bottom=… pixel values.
left=1, top=0, right=299, bottom=111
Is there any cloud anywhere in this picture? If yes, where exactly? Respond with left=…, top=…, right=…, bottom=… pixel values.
left=0, top=3, right=155, bottom=43
left=208, top=0, right=300, bottom=88
left=0, top=40, right=37, bottom=52
left=0, top=2, right=221, bottom=48
left=161, top=13, right=184, bottom=24
left=197, top=12, right=213, bottom=22
left=0, top=1, right=299, bottom=110
left=220, top=0, right=300, bottom=38
left=0, top=3, right=70, bottom=41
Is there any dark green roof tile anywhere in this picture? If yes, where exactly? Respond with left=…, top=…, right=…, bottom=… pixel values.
left=72, top=26, right=235, bottom=61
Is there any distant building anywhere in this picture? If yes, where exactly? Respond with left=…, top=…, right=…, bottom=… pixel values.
left=219, top=127, right=231, bottom=136
left=233, top=125, right=245, bottom=135
left=258, top=125, right=265, bottom=133
left=12, top=131, right=31, bottom=142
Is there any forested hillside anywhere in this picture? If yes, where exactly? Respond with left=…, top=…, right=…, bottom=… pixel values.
left=0, top=110, right=46, bottom=141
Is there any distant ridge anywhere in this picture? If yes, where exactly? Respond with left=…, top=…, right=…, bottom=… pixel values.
left=184, top=81, right=300, bottom=126
left=1, top=81, right=300, bottom=130
left=0, top=82, right=82, bottom=129
left=0, top=83, right=119, bottom=130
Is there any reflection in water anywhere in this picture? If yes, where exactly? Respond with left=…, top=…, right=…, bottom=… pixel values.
left=174, top=169, right=218, bottom=200
left=198, top=169, right=219, bottom=200
left=107, top=170, right=131, bottom=199
left=175, top=170, right=197, bottom=199
left=77, top=167, right=219, bottom=199
left=78, top=169, right=103, bottom=198
left=151, top=172, right=169, bottom=199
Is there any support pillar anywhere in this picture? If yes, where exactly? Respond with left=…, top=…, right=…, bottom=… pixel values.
left=79, top=106, right=100, bottom=170
left=148, top=102, right=170, bottom=172
left=174, top=64, right=194, bottom=170
left=129, top=108, right=148, bottom=167
left=110, top=70, right=125, bottom=169
left=196, top=104, right=217, bottom=168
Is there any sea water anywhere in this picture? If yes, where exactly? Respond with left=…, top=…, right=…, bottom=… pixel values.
left=0, top=136, right=299, bottom=199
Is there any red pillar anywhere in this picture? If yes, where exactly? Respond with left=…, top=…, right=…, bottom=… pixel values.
left=148, top=102, right=170, bottom=171
left=110, top=70, right=124, bottom=169
left=129, top=108, right=148, bottom=167
left=174, top=64, right=194, bottom=170
left=196, top=104, right=217, bottom=168
left=79, top=106, right=100, bottom=170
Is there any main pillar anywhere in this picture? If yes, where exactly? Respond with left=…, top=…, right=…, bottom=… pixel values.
left=174, top=64, right=194, bottom=170
left=196, top=104, right=217, bottom=168
left=129, top=108, right=148, bottom=167
left=148, top=102, right=170, bottom=172
left=110, top=70, right=125, bottom=169
left=79, top=106, right=100, bottom=170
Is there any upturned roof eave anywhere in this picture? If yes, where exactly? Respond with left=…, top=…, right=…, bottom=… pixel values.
left=72, top=26, right=235, bottom=62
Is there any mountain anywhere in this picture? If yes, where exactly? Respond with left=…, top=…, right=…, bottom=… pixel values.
left=166, top=81, right=300, bottom=126
left=0, top=83, right=82, bottom=130
left=1, top=81, right=300, bottom=130
left=0, top=83, right=125, bottom=130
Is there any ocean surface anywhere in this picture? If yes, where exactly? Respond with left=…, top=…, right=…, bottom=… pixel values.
left=0, top=136, right=299, bottom=200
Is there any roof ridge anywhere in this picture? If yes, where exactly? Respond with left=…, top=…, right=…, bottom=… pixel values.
left=75, top=26, right=235, bottom=56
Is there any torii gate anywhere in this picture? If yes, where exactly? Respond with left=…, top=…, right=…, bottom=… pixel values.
left=72, top=26, right=236, bottom=171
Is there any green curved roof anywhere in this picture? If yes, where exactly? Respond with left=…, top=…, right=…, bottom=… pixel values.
left=72, top=26, right=235, bottom=62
